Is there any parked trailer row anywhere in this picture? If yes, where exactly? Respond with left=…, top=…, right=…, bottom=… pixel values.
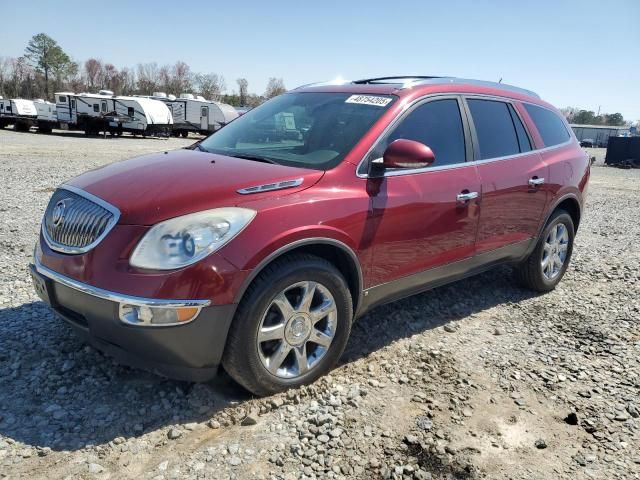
left=0, top=91, right=238, bottom=138
left=55, top=90, right=173, bottom=137
left=141, top=92, right=239, bottom=137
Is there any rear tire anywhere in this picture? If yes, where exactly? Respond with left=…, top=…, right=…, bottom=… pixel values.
left=515, top=209, right=575, bottom=292
left=223, top=253, right=353, bottom=396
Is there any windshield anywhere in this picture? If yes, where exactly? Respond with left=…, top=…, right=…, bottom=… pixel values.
left=198, top=92, right=396, bottom=170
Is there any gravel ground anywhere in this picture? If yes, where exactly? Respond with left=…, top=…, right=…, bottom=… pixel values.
left=0, top=129, right=638, bottom=480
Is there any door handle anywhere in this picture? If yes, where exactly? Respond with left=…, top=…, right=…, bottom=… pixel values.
left=528, top=177, right=545, bottom=187
left=456, top=191, right=478, bottom=202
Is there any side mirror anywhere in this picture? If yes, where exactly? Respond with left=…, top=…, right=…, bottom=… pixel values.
left=380, top=139, right=435, bottom=169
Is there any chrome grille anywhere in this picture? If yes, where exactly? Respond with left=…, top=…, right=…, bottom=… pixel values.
left=43, top=187, right=120, bottom=254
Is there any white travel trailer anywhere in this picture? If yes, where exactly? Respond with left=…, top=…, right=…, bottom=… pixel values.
left=144, top=92, right=238, bottom=137
left=0, top=98, right=38, bottom=131
left=55, top=90, right=173, bottom=137
left=33, top=99, right=58, bottom=133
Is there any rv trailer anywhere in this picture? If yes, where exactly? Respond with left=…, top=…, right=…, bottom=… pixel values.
left=55, top=90, right=173, bottom=137
left=0, top=98, right=38, bottom=131
left=33, top=99, right=58, bottom=133
left=143, top=92, right=238, bottom=137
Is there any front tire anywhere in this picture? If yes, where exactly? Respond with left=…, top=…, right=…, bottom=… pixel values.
left=223, top=254, right=353, bottom=396
left=516, top=209, right=575, bottom=292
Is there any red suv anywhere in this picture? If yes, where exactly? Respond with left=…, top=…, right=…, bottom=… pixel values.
left=31, top=77, right=589, bottom=395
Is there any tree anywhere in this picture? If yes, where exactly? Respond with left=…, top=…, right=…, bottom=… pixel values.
left=237, top=78, right=248, bottom=106
left=603, top=113, right=624, bottom=126
left=136, top=63, right=159, bottom=94
left=264, top=77, right=286, bottom=99
left=0, top=57, right=9, bottom=97
left=170, top=61, right=192, bottom=94
left=571, top=110, right=599, bottom=125
left=24, top=33, right=72, bottom=99
left=85, top=58, right=103, bottom=90
left=195, top=73, right=225, bottom=100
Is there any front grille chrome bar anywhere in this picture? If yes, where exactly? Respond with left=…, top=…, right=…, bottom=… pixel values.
left=42, top=185, right=120, bottom=254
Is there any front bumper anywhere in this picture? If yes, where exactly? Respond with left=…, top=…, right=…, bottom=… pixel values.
left=30, top=261, right=237, bottom=382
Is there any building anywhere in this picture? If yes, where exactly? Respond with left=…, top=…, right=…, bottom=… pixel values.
left=570, top=124, right=630, bottom=147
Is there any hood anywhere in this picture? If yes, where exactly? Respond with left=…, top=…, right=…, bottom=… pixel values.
left=66, top=150, right=324, bottom=225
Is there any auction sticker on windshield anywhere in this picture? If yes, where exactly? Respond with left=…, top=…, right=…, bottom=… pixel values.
left=345, top=95, right=393, bottom=107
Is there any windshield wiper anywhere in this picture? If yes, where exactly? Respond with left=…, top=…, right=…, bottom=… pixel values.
left=184, top=141, right=209, bottom=152
left=228, top=153, right=278, bottom=165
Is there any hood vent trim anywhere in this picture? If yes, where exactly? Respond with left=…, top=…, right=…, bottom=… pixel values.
left=237, top=178, right=304, bottom=195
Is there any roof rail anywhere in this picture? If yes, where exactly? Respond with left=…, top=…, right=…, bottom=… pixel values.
left=408, top=77, right=540, bottom=98
left=352, top=76, right=442, bottom=84
left=294, top=76, right=540, bottom=99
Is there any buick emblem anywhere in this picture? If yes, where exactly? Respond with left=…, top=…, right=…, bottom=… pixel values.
left=52, top=200, right=67, bottom=227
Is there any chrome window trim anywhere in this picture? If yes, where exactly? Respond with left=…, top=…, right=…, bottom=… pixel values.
left=42, top=185, right=121, bottom=254
left=33, top=256, right=211, bottom=309
left=355, top=92, right=574, bottom=179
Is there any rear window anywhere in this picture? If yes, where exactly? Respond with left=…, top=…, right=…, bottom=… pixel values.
left=467, top=99, right=520, bottom=159
left=524, top=104, right=570, bottom=147
left=509, top=104, right=532, bottom=152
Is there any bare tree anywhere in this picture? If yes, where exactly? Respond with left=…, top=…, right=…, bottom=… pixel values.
left=171, top=61, right=192, bottom=94
left=119, top=67, right=136, bottom=95
left=195, top=73, right=226, bottom=100
left=237, top=78, right=248, bottom=105
left=0, top=57, right=9, bottom=97
left=136, top=62, right=159, bottom=94
left=264, top=77, right=286, bottom=99
left=10, top=57, right=34, bottom=98
left=84, top=58, right=103, bottom=90
left=103, top=63, right=118, bottom=92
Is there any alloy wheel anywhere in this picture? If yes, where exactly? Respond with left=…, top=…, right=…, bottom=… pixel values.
left=257, top=281, right=338, bottom=378
left=541, top=223, right=569, bottom=280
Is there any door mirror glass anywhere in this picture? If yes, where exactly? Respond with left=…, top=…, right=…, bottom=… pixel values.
left=380, top=139, right=435, bottom=169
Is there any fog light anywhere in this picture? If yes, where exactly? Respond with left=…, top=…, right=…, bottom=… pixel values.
left=119, top=304, right=200, bottom=326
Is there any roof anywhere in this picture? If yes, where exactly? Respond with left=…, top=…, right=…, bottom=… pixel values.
left=570, top=124, right=629, bottom=130
left=294, top=76, right=542, bottom=102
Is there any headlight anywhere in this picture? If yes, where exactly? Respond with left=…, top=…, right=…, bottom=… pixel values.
left=130, top=207, right=256, bottom=270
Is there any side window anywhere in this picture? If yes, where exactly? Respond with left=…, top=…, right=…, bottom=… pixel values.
left=127, top=107, right=134, bottom=117
left=71, top=99, right=76, bottom=108
left=524, top=103, right=570, bottom=147
left=101, top=101, right=107, bottom=112
left=382, top=99, right=466, bottom=167
left=467, top=99, right=520, bottom=159
left=509, top=104, right=531, bottom=152
left=59, top=95, right=67, bottom=103
left=93, top=104, right=99, bottom=113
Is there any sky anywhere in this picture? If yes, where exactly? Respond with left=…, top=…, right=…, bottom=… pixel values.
left=2, top=0, right=639, bottom=120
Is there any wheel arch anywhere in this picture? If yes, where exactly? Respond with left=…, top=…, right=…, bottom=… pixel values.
left=233, top=238, right=363, bottom=314
left=547, top=194, right=582, bottom=232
